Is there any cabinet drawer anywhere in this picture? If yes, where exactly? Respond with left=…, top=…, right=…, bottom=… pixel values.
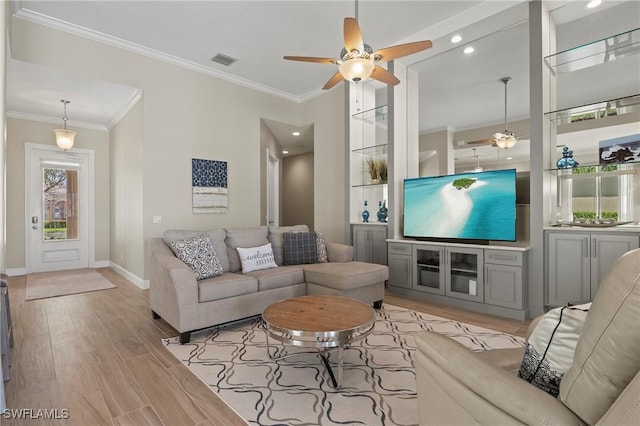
left=484, top=250, right=522, bottom=266
left=388, top=243, right=411, bottom=255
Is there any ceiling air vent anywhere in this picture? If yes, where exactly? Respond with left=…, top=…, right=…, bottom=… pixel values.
left=210, top=53, right=237, bottom=67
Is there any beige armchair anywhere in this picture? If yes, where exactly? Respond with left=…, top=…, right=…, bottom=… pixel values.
left=415, top=248, right=640, bottom=426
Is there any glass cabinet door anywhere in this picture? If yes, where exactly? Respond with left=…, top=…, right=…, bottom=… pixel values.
left=445, top=247, right=484, bottom=302
left=413, top=245, right=445, bottom=295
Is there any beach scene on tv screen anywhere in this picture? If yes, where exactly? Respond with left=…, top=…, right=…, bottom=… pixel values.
left=404, top=169, right=516, bottom=241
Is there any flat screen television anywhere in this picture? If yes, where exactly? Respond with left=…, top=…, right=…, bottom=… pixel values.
left=403, top=169, right=517, bottom=242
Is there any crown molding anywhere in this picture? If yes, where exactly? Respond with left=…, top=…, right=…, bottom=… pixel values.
left=7, top=111, right=108, bottom=131
left=106, top=89, right=143, bottom=130
left=12, top=7, right=324, bottom=104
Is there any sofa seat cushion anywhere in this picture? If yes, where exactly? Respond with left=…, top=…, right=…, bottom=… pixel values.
left=198, top=273, right=258, bottom=302
left=302, top=261, right=388, bottom=291
left=245, top=265, right=305, bottom=291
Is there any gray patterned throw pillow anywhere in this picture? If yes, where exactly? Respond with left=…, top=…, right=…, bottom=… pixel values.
left=283, top=232, right=318, bottom=265
left=169, top=234, right=223, bottom=280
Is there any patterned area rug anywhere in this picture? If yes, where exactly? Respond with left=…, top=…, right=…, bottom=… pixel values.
left=163, top=304, right=524, bottom=426
left=25, top=268, right=116, bottom=300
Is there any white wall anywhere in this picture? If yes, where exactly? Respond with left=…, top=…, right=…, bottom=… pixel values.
left=300, top=85, right=346, bottom=243
left=110, top=98, right=144, bottom=280
left=5, top=117, right=111, bottom=272
left=10, top=17, right=346, bottom=279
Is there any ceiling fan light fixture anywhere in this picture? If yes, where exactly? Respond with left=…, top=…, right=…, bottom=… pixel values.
left=339, top=58, right=375, bottom=82
left=494, top=134, right=518, bottom=149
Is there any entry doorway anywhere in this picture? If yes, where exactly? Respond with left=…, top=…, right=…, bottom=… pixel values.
left=25, top=144, right=94, bottom=273
left=266, top=149, right=280, bottom=227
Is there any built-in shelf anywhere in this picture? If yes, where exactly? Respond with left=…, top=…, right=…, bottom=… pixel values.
left=546, top=160, right=640, bottom=177
left=544, top=94, right=640, bottom=124
left=352, top=105, right=388, bottom=127
left=352, top=144, right=388, bottom=155
left=545, top=28, right=640, bottom=74
left=352, top=182, right=388, bottom=188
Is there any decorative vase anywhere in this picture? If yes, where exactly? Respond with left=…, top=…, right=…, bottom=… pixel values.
left=557, top=146, right=579, bottom=169
left=377, top=200, right=388, bottom=222
left=362, top=201, right=369, bottom=223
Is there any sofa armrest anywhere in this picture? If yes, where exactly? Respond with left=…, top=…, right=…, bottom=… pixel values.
left=149, top=239, right=199, bottom=332
left=416, top=331, right=585, bottom=426
left=326, top=242, right=354, bottom=262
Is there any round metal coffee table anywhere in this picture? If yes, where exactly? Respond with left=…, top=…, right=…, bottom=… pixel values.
left=262, top=295, right=376, bottom=388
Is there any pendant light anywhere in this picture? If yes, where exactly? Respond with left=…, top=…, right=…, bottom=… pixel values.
left=53, top=99, right=77, bottom=150
left=492, top=77, right=518, bottom=150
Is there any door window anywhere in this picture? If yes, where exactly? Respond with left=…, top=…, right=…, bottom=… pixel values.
left=42, top=168, right=79, bottom=241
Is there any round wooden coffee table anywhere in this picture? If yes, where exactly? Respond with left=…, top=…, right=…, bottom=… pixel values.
left=262, top=295, right=376, bottom=388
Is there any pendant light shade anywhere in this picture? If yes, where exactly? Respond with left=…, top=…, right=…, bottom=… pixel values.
left=53, top=99, right=76, bottom=150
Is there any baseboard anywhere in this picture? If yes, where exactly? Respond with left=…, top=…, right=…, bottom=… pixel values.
left=110, top=262, right=149, bottom=289
left=92, top=260, right=111, bottom=268
left=5, top=267, right=26, bottom=277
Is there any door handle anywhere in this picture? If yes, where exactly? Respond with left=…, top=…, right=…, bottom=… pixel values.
left=32, top=216, right=39, bottom=230
left=583, top=238, right=589, bottom=258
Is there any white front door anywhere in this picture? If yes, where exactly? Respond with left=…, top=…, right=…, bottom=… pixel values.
left=26, top=144, right=94, bottom=273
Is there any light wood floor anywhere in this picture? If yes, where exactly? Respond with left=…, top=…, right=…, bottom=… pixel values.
left=4, top=269, right=529, bottom=425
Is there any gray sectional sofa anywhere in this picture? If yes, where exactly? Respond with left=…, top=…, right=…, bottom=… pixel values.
left=150, top=225, right=388, bottom=343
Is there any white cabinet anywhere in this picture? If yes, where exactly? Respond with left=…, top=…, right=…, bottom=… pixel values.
left=546, top=231, right=639, bottom=306
left=352, top=224, right=388, bottom=265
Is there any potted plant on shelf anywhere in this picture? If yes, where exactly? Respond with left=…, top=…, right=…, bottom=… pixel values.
left=366, top=157, right=380, bottom=184
left=377, top=159, right=388, bottom=183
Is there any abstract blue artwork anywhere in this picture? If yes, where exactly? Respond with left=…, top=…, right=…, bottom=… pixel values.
left=192, top=158, right=228, bottom=214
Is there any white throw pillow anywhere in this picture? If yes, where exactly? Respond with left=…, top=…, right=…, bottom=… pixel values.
left=236, top=243, right=278, bottom=273
left=169, top=234, right=223, bottom=280
left=518, top=303, right=591, bottom=397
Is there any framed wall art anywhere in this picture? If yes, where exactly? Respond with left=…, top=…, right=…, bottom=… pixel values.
left=192, top=158, right=228, bottom=214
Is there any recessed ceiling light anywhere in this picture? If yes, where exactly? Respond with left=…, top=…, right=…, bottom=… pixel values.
left=282, top=150, right=289, bottom=154
left=451, top=35, right=462, bottom=43
left=292, top=131, right=300, bottom=136
left=463, top=46, right=474, bottom=54
left=586, top=0, right=601, bottom=8
left=506, top=157, right=513, bottom=160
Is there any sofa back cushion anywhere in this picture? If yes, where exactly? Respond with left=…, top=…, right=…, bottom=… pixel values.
left=164, top=229, right=230, bottom=272
left=560, top=249, right=640, bottom=425
left=268, top=225, right=309, bottom=265
left=226, top=226, right=269, bottom=272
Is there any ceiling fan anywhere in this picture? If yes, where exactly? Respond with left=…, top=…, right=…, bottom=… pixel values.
left=464, top=77, right=519, bottom=150
left=283, top=3, right=432, bottom=90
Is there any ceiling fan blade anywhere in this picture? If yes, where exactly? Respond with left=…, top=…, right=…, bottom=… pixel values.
left=283, top=56, right=336, bottom=64
left=322, top=72, right=345, bottom=90
left=370, top=66, right=400, bottom=86
left=465, top=139, right=496, bottom=146
left=344, top=17, right=365, bottom=53
left=373, top=40, right=433, bottom=62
